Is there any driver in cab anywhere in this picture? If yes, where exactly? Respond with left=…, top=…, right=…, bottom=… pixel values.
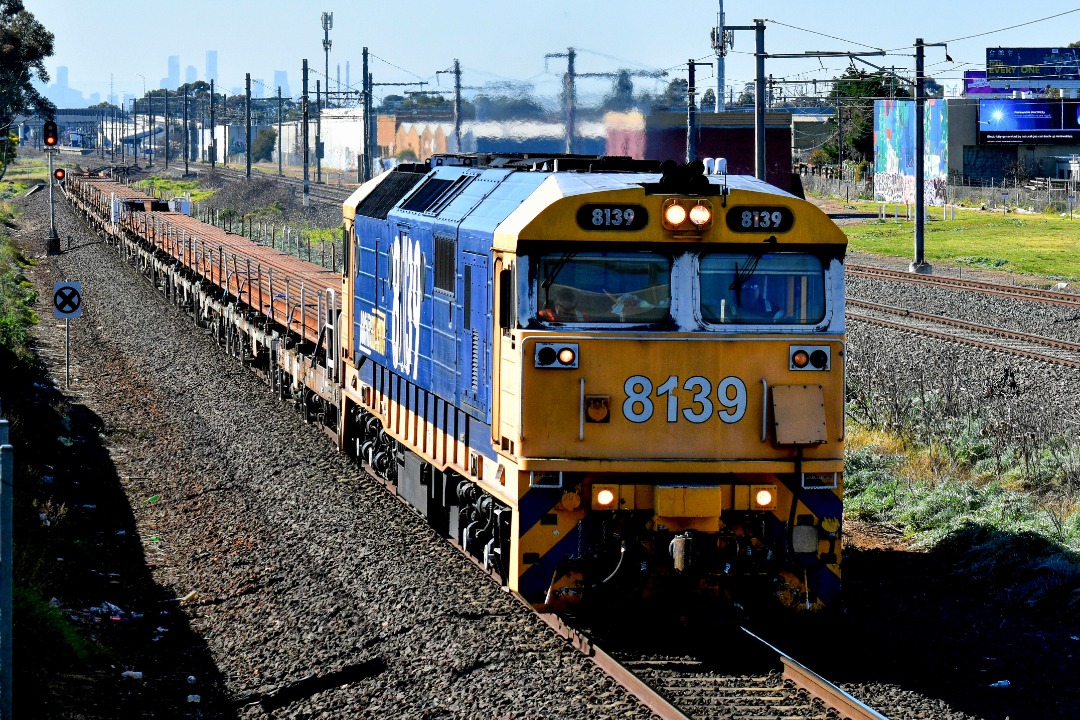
left=539, top=287, right=584, bottom=322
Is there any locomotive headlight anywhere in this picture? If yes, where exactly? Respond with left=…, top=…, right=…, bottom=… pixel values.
left=592, top=484, right=619, bottom=510
left=557, top=347, right=576, bottom=366
left=688, top=202, right=712, bottom=226
left=751, top=485, right=777, bottom=510
left=662, top=201, right=688, bottom=228
left=791, top=349, right=810, bottom=368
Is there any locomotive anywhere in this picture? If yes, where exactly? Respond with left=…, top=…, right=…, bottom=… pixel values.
left=339, top=155, right=847, bottom=611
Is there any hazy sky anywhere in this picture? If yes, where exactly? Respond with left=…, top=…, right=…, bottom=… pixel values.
left=23, top=0, right=1080, bottom=104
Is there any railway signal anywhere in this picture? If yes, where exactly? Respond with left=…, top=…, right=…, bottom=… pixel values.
left=53, top=168, right=66, bottom=183
left=43, top=120, right=58, bottom=147
left=44, top=120, right=60, bottom=252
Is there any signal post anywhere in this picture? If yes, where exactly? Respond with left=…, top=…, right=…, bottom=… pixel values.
left=43, top=120, right=60, bottom=254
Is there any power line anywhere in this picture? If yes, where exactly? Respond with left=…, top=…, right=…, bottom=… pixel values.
left=933, top=7, right=1080, bottom=45
left=764, top=19, right=882, bottom=51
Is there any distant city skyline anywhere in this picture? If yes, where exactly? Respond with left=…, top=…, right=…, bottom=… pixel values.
left=23, top=1, right=1080, bottom=110
left=35, top=49, right=289, bottom=109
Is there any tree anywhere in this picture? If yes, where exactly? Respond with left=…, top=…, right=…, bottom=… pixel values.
left=0, top=0, right=55, bottom=179
left=825, top=67, right=910, bottom=165
left=1069, top=40, right=1080, bottom=48
left=657, top=78, right=688, bottom=109
left=251, top=127, right=276, bottom=162
left=736, top=82, right=755, bottom=106
left=700, top=88, right=716, bottom=112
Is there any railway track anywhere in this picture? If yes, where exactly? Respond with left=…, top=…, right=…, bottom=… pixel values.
left=200, top=163, right=356, bottom=206
left=535, top=615, right=887, bottom=720
left=847, top=298, right=1080, bottom=369
left=847, top=264, right=1080, bottom=309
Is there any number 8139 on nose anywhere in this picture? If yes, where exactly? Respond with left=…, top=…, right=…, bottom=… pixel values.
left=622, top=374, right=747, bottom=424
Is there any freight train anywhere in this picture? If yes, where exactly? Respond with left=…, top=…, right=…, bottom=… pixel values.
left=67, top=154, right=846, bottom=612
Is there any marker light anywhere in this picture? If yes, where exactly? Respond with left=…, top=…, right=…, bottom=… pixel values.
left=592, top=484, right=619, bottom=509
left=791, top=349, right=810, bottom=368
left=750, top=485, right=777, bottom=510
left=688, top=203, right=712, bottom=226
left=558, top=347, right=576, bottom=365
left=663, top=202, right=687, bottom=226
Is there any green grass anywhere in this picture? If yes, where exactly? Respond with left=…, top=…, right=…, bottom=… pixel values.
left=843, top=209, right=1080, bottom=279
left=0, top=186, right=39, bottom=358
left=3, top=158, right=48, bottom=183
left=133, top=175, right=215, bottom=203
left=845, top=425, right=1080, bottom=553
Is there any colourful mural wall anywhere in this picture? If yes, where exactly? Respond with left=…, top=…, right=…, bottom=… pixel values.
left=873, top=99, right=948, bottom=205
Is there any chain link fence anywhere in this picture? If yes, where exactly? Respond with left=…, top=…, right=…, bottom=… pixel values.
left=798, top=167, right=1080, bottom=216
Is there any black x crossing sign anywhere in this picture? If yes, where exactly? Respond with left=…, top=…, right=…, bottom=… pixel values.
left=53, top=281, right=82, bottom=319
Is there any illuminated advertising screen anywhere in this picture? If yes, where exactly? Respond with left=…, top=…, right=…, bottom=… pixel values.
left=986, top=47, right=1080, bottom=80
left=978, top=99, right=1080, bottom=145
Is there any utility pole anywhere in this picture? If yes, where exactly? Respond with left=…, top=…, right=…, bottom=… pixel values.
left=210, top=79, right=216, bottom=169
left=164, top=90, right=170, bottom=170
left=222, top=93, right=228, bottom=168
left=361, top=47, right=371, bottom=181
left=316, top=79, right=322, bottom=183
left=710, top=0, right=733, bottom=111
left=278, top=85, right=283, bottom=176
left=911, top=38, right=950, bottom=274
left=436, top=59, right=462, bottom=151
left=302, top=59, right=310, bottom=206
left=545, top=48, right=577, bottom=153
left=752, top=35, right=887, bottom=184
left=322, top=12, right=333, bottom=110
left=183, top=87, right=189, bottom=175
left=754, top=19, right=766, bottom=181
left=147, top=92, right=153, bottom=168
left=246, top=73, right=252, bottom=178
left=686, top=59, right=712, bottom=162
left=546, top=47, right=667, bottom=155
left=837, top=101, right=843, bottom=179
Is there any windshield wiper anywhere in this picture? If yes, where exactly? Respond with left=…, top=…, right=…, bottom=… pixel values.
left=541, top=252, right=577, bottom=290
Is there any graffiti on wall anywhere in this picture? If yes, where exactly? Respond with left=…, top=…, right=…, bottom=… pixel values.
left=873, top=99, right=948, bottom=205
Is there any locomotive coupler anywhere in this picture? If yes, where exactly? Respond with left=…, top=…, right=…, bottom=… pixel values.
left=669, top=532, right=693, bottom=573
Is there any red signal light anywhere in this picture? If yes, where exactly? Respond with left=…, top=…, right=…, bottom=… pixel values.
left=43, top=120, right=58, bottom=147
left=53, top=168, right=66, bottom=182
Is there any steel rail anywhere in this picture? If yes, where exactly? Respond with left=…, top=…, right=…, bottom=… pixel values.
left=847, top=298, right=1080, bottom=355
left=740, top=627, right=889, bottom=720
left=848, top=311, right=1080, bottom=370
left=847, top=265, right=1080, bottom=309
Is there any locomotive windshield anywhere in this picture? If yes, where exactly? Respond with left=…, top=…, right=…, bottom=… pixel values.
left=537, top=251, right=671, bottom=323
left=700, top=252, right=826, bottom=325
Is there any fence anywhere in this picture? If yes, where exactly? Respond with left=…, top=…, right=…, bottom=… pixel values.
left=800, top=167, right=1079, bottom=215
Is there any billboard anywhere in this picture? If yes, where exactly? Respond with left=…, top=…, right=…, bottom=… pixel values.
left=964, top=70, right=1041, bottom=96
left=873, top=99, right=948, bottom=205
left=986, top=47, right=1080, bottom=81
left=978, top=99, right=1080, bottom=145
